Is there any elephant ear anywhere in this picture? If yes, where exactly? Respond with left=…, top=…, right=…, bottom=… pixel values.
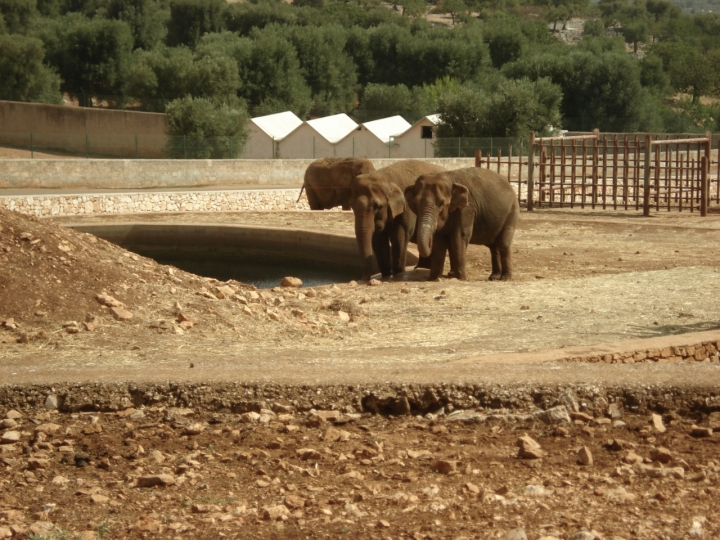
left=449, top=183, right=469, bottom=213
left=381, top=183, right=405, bottom=218
left=404, top=184, right=417, bottom=214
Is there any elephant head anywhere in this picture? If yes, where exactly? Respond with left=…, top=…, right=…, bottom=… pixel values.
left=350, top=174, right=406, bottom=278
left=405, top=176, right=469, bottom=259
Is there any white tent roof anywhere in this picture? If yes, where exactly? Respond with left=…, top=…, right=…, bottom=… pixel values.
left=306, top=114, right=359, bottom=144
left=424, top=114, right=441, bottom=126
left=363, top=115, right=412, bottom=144
left=251, top=111, right=303, bottom=141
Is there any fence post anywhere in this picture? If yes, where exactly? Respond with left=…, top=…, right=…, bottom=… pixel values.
left=643, top=135, right=651, bottom=216
left=701, top=155, right=709, bottom=217
left=30, top=133, right=34, bottom=159
left=527, top=133, right=536, bottom=211
left=135, top=134, right=139, bottom=159
left=475, top=149, right=482, bottom=168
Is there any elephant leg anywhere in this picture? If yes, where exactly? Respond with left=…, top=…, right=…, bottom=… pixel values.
left=306, top=189, right=323, bottom=210
left=429, top=234, right=448, bottom=281
left=372, top=233, right=392, bottom=278
left=489, top=246, right=502, bottom=281
left=415, top=256, right=432, bottom=270
left=448, top=231, right=469, bottom=280
left=496, top=224, right=516, bottom=281
left=390, top=222, right=409, bottom=276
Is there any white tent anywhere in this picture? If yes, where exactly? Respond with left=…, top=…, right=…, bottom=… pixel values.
left=243, top=111, right=303, bottom=159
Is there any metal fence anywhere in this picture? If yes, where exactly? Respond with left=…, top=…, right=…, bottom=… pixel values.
left=476, top=130, right=718, bottom=216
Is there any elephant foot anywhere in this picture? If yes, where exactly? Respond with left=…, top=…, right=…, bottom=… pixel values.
left=488, top=273, right=502, bottom=281
left=500, top=273, right=512, bottom=281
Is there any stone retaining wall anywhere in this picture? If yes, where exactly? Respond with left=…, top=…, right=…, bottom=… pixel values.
left=0, top=189, right=315, bottom=217
left=0, top=157, right=475, bottom=190
left=563, top=340, right=720, bottom=364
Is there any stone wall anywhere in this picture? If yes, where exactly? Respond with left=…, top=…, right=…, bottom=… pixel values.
left=563, top=340, right=720, bottom=364
left=0, top=158, right=475, bottom=190
left=0, top=189, right=314, bottom=217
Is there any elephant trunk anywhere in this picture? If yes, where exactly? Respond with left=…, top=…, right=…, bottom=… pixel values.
left=417, top=206, right=437, bottom=259
left=355, top=210, right=375, bottom=280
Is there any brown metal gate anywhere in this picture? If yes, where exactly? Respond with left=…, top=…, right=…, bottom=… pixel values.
left=524, top=131, right=714, bottom=216
left=475, top=131, right=717, bottom=216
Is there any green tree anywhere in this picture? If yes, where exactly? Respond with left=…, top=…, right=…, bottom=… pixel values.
left=436, top=77, right=562, bottom=138
left=166, top=0, right=225, bottom=48
left=186, top=54, right=241, bottom=103
left=583, top=18, right=605, bottom=37
left=358, top=83, right=432, bottom=122
left=483, top=20, right=526, bottom=68
left=0, top=34, right=61, bottom=103
left=654, top=42, right=720, bottom=102
left=43, top=16, right=133, bottom=100
left=289, top=25, right=358, bottom=116
left=223, top=1, right=297, bottom=36
left=0, top=0, right=36, bottom=33
left=124, top=46, right=194, bottom=110
left=503, top=49, right=655, bottom=131
left=399, top=0, right=426, bottom=17
left=436, top=0, right=469, bottom=24
left=105, top=0, right=169, bottom=50
left=166, top=96, right=250, bottom=158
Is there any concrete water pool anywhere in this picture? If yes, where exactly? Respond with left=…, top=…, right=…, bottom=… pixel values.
left=65, top=222, right=418, bottom=288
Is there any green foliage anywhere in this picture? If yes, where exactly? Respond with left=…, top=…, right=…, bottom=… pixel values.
left=0, top=34, right=61, bottom=103
left=105, top=0, right=169, bottom=49
left=436, top=77, right=562, bottom=138
left=223, top=1, right=298, bottom=36
left=482, top=18, right=526, bottom=68
left=358, top=82, right=432, bottom=122
left=436, top=0, right=471, bottom=24
left=43, top=15, right=133, bottom=98
left=165, top=96, right=250, bottom=158
left=124, top=45, right=194, bottom=110
left=653, top=41, right=720, bottom=102
left=288, top=25, right=358, bottom=115
left=0, top=0, right=36, bottom=33
left=503, top=49, right=655, bottom=131
left=166, top=0, right=226, bottom=48
left=583, top=18, right=605, bottom=37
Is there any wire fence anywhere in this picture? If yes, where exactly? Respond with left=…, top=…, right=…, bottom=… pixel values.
left=0, top=132, right=522, bottom=159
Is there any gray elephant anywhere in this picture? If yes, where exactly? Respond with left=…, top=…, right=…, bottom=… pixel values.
left=404, top=167, right=519, bottom=281
left=349, top=159, right=445, bottom=280
left=299, top=158, right=375, bottom=210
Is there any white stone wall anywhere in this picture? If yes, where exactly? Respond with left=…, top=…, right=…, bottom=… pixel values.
left=0, top=189, right=325, bottom=217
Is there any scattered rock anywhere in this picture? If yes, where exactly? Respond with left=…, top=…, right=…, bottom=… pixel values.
left=651, top=414, right=666, bottom=433
left=608, top=403, right=623, bottom=419
left=0, top=431, right=20, bottom=444
left=95, top=293, right=124, bottom=308
left=44, top=395, right=58, bottom=410
left=263, top=505, right=289, bottom=520
left=136, top=475, right=176, bottom=488
left=110, top=306, right=133, bottom=321
left=281, top=277, right=303, bottom=288
left=691, top=426, right=713, bottom=438
left=578, top=446, right=593, bottom=466
left=183, top=423, right=205, bottom=436
left=516, top=435, right=546, bottom=459
left=296, top=448, right=322, bottom=460
left=501, top=529, right=528, bottom=540
left=5, top=410, right=21, bottom=420
left=432, top=460, right=457, bottom=474
left=650, top=447, right=672, bottom=464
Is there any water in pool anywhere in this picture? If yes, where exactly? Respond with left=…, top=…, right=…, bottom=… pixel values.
left=138, top=251, right=360, bottom=289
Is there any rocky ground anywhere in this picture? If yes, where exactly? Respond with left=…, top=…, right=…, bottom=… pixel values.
left=0, top=401, right=719, bottom=540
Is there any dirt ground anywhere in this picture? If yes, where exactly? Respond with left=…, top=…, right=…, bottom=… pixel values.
left=2, top=208, right=720, bottom=377
left=1, top=403, right=719, bottom=540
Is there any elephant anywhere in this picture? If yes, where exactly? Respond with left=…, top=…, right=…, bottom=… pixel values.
left=404, top=167, right=519, bottom=281
left=299, top=158, right=375, bottom=210
left=349, top=159, right=445, bottom=280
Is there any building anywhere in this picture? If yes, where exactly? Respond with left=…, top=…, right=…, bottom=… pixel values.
left=242, top=111, right=303, bottom=159
left=280, top=114, right=359, bottom=159
left=393, top=114, right=440, bottom=158
left=356, top=116, right=412, bottom=159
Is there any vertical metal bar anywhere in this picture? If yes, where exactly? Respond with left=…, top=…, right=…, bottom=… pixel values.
left=701, top=155, right=709, bottom=216
left=635, top=135, right=641, bottom=211
left=570, top=140, right=577, bottom=209
left=30, top=133, right=34, bottom=159
left=654, top=144, right=660, bottom=211
left=85, top=134, right=89, bottom=159
left=527, top=133, right=535, bottom=211
left=497, top=148, right=501, bottom=175
left=612, top=136, right=618, bottom=210
left=580, top=139, right=587, bottom=209
left=705, top=132, right=712, bottom=212
left=539, top=147, right=547, bottom=207
left=591, top=138, right=598, bottom=209
left=679, top=152, right=684, bottom=212
left=458, top=137, right=461, bottom=158
left=643, top=136, right=651, bottom=216
left=517, top=144, right=523, bottom=207
left=508, top=145, right=513, bottom=185
left=549, top=146, right=555, bottom=207
left=560, top=143, right=566, bottom=206
left=184, top=136, right=187, bottom=159
left=667, top=145, right=673, bottom=212
left=601, top=136, right=608, bottom=209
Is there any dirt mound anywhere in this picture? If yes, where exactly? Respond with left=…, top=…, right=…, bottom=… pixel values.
left=0, top=208, right=353, bottom=347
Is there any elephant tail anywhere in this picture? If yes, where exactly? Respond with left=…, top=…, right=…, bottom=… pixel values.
left=297, top=184, right=305, bottom=203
